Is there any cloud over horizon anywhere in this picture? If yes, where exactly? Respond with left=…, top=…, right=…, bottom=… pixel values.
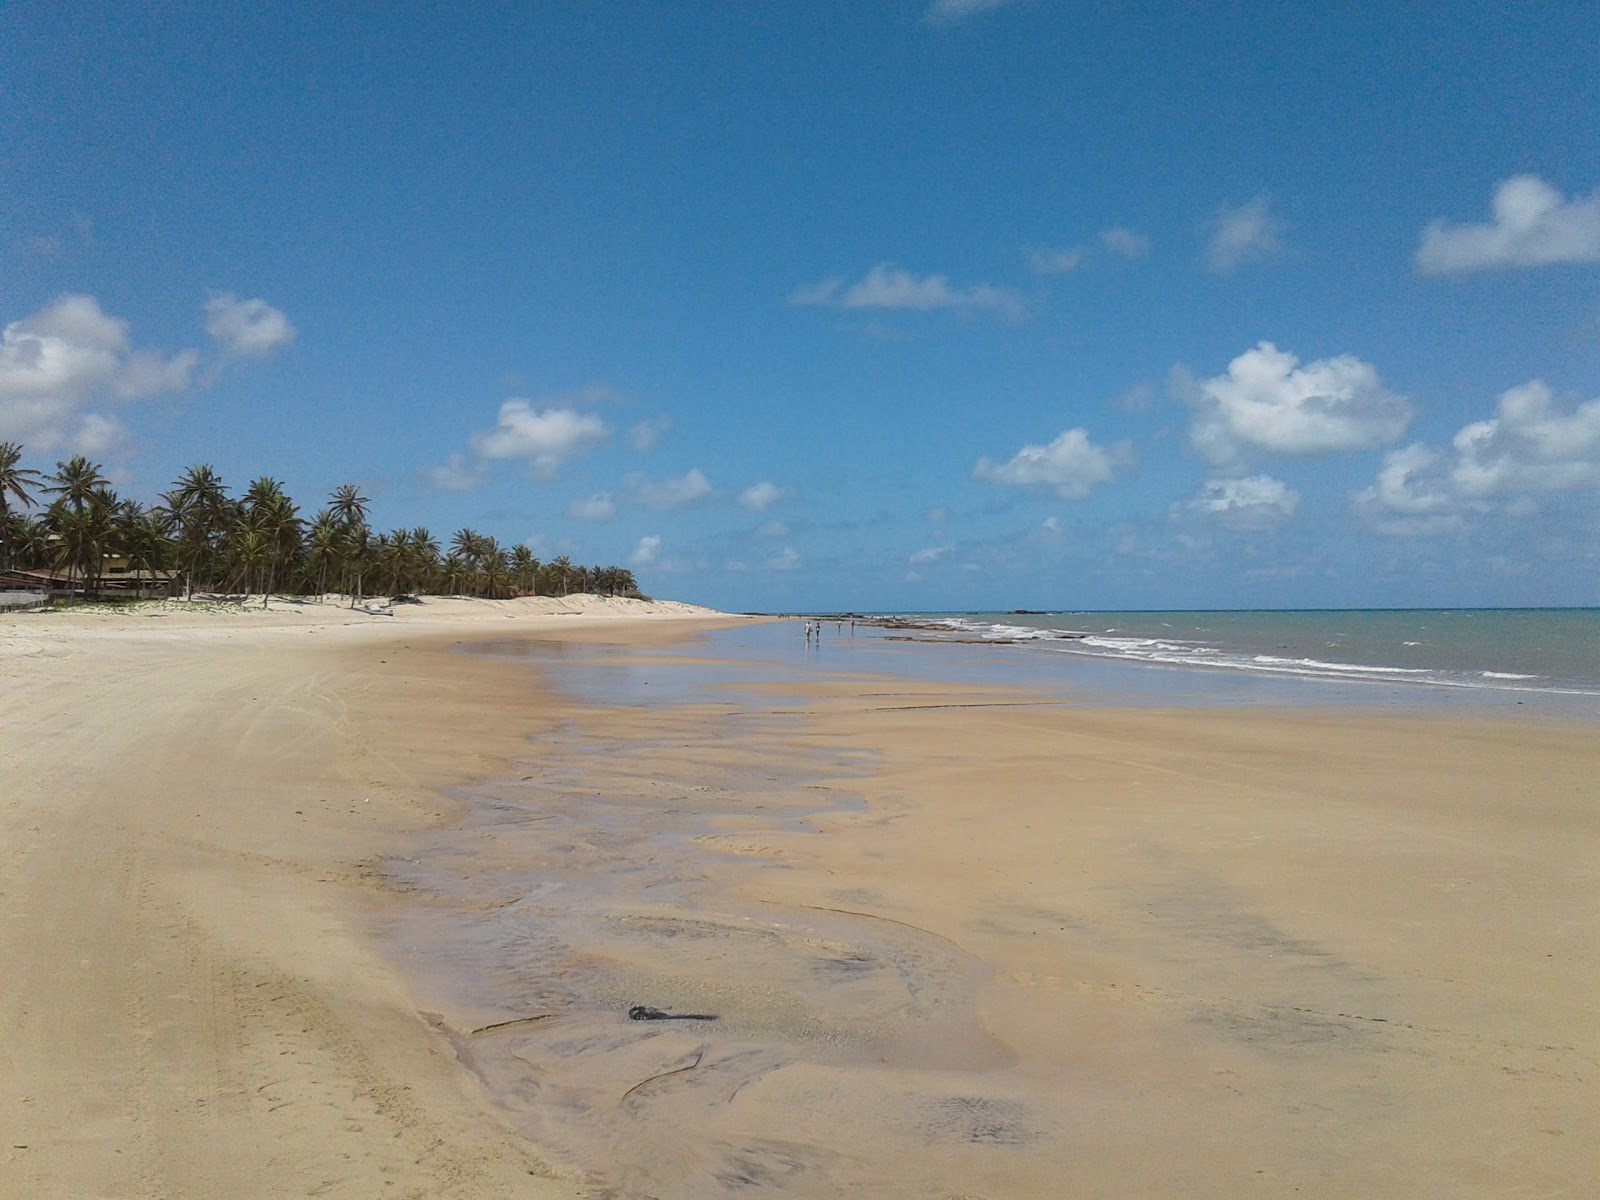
left=0, top=294, right=199, bottom=454
left=791, top=263, right=1023, bottom=319
left=630, top=467, right=714, bottom=510
left=1182, top=474, right=1300, bottom=531
left=1357, top=380, right=1600, bottom=533
left=1184, top=342, right=1411, bottom=469
left=973, top=426, right=1130, bottom=500
left=466, top=399, right=612, bottom=478
left=1416, top=176, right=1600, bottom=274
left=204, top=294, right=296, bottom=359
left=1206, top=196, right=1282, bottom=273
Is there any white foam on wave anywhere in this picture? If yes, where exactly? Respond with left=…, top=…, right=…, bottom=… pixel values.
left=1481, top=671, right=1539, bottom=680
left=1252, top=655, right=1432, bottom=676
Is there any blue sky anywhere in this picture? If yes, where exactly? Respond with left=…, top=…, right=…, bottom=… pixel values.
left=3, top=1, right=1598, bottom=611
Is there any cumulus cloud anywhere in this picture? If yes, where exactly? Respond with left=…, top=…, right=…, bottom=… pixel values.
left=767, top=547, right=801, bottom=571
left=1101, top=227, right=1151, bottom=260
left=628, top=415, right=671, bottom=452
left=1450, top=380, right=1600, bottom=495
left=1182, top=474, right=1300, bottom=531
left=1356, top=380, right=1600, bottom=533
left=973, top=426, right=1130, bottom=500
left=423, top=451, right=487, bottom=492
left=204, top=294, right=295, bottom=358
left=909, top=544, right=953, bottom=565
left=467, top=401, right=611, bottom=477
left=1206, top=196, right=1282, bottom=273
left=1184, top=342, right=1411, bottom=469
left=630, top=467, right=714, bottom=510
left=0, top=294, right=197, bottom=453
left=791, top=263, right=1023, bottom=319
left=629, top=535, right=662, bottom=568
left=1416, top=176, right=1600, bottom=274
left=739, top=481, right=786, bottom=511
left=568, top=492, right=617, bottom=522
left=1028, top=246, right=1082, bottom=275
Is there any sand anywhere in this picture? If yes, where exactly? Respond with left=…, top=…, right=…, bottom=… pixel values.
left=2, top=600, right=1596, bottom=1198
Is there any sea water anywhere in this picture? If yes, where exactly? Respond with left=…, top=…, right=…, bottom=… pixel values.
left=914, top=608, right=1600, bottom=699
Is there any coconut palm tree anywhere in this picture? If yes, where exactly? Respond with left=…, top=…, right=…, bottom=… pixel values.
left=511, top=543, right=538, bottom=595
left=329, top=483, right=369, bottom=528
left=167, top=465, right=230, bottom=597
left=46, top=456, right=108, bottom=517
left=306, top=510, right=342, bottom=599
left=46, top=484, right=117, bottom=595
left=0, top=443, right=44, bottom=571
left=241, top=478, right=301, bottom=606
left=117, top=503, right=173, bottom=596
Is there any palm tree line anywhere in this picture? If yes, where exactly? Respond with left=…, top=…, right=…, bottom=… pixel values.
left=0, top=444, right=642, bottom=604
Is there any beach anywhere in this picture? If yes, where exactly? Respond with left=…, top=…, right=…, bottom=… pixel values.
left=3, top=603, right=1597, bottom=1197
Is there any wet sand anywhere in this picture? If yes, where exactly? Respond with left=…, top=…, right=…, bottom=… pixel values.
left=390, top=636, right=1600, bottom=1198
left=4, top=604, right=1597, bottom=1197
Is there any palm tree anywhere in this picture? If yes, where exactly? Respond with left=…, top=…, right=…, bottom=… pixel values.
left=241, top=478, right=301, bottom=607
left=117, top=503, right=173, bottom=596
left=511, top=543, right=538, bottom=595
left=230, top=527, right=270, bottom=602
left=167, top=465, right=230, bottom=597
left=329, top=484, right=370, bottom=528
left=46, top=456, right=108, bottom=517
left=306, top=511, right=342, bottom=599
left=440, top=553, right=470, bottom=596
left=0, top=442, right=43, bottom=571
left=46, top=484, right=116, bottom=596
left=548, top=555, right=573, bottom=596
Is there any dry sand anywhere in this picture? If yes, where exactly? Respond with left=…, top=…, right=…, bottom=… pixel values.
left=2, top=599, right=1596, bottom=1198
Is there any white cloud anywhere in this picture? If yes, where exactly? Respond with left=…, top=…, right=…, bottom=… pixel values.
left=757, top=520, right=789, bottom=538
left=1185, top=342, right=1411, bottom=468
left=1416, top=176, right=1600, bottom=274
left=1028, top=246, right=1082, bottom=275
left=1183, top=474, right=1300, bottom=531
left=1450, top=380, right=1600, bottom=496
left=629, top=535, right=662, bottom=568
left=909, top=544, right=953, bottom=565
left=423, top=451, right=487, bottom=492
left=568, top=492, right=617, bottom=522
left=973, top=427, right=1129, bottom=500
left=628, top=415, right=671, bottom=452
left=791, top=263, right=1023, bottom=319
left=925, top=0, right=1022, bottom=21
left=0, top=294, right=197, bottom=453
left=768, top=547, right=801, bottom=571
left=1101, top=227, right=1151, bottom=260
left=467, top=401, right=611, bottom=477
left=204, top=294, right=295, bottom=358
left=1206, top=196, right=1282, bottom=273
left=1356, top=380, right=1600, bottom=534
left=631, top=467, right=714, bottom=510
left=739, top=480, right=786, bottom=511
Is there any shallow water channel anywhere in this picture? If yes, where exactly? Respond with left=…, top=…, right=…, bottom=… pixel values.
left=376, top=673, right=1048, bottom=1198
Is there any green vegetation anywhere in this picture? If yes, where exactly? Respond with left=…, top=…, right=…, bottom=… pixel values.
left=0, top=443, right=641, bottom=605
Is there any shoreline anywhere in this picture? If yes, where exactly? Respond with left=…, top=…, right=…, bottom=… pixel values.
left=4, top=601, right=1597, bottom=1196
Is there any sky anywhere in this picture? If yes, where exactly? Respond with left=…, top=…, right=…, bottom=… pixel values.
left=3, top=1, right=1598, bottom=612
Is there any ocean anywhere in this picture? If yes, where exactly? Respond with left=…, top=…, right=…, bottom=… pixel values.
left=474, top=608, right=1600, bottom=717
left=870, top=608, right=1600, bottom=704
